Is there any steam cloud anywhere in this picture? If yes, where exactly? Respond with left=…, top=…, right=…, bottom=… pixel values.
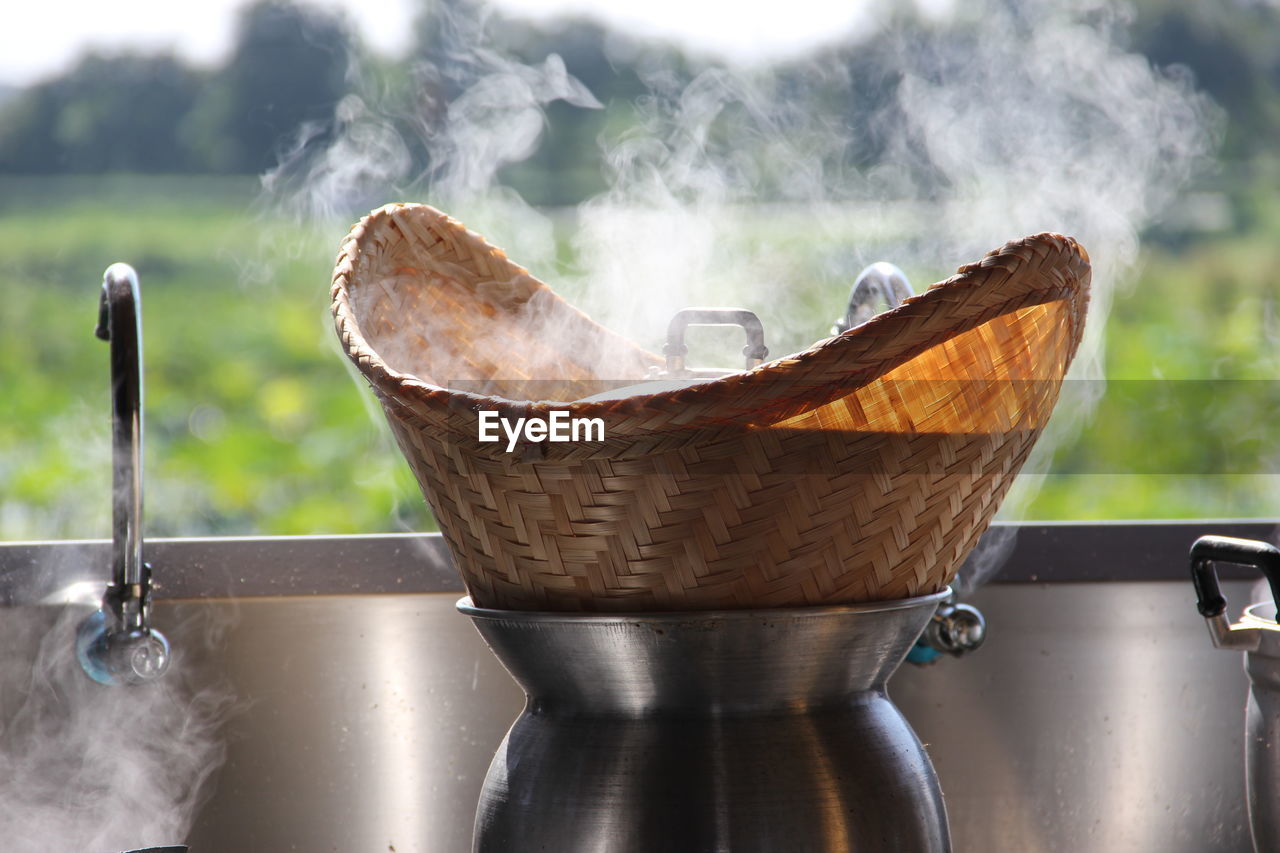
left=0, top=601, right=230, bottom=853
left=273, top=0, right=1220, bottom=584
left=15, top=5, right=1219, bottom=849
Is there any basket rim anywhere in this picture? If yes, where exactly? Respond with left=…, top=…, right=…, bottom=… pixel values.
left=331, top=202, right=1091, bottom=438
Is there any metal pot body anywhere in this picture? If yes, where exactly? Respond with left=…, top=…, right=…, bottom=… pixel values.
left=1243, top=605, right=1280, bottom=853
left=460, top=592, right=951, bottom=853
left=1189, top=536, right=1280, bottom=852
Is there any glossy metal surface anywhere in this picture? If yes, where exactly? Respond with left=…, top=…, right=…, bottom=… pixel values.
left=1189, top=534, right=1280, bottom=852
left=1200, top=598, right=1280, bottom=853
left=79, top=263, right=170, bottom=686
left=0, top=546, right=1260, bottom=851
left=921, top=594, right=986, bottom=657
left=903, top=582, right=1255, bottom=852
left=171, top=582, right=1257, bottom=852
left=1242, top=604, right=1280, bottom=853
left=463, top=593, right=949, bottom=853
left=833, top=261, right=913, bottom=333
left=173, top=594, right=524, bottom=853
left=96, top=263, right=145, bottom=594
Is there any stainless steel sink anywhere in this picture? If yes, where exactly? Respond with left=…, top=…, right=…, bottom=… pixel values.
left=1, top=524, right=1269, bottom=852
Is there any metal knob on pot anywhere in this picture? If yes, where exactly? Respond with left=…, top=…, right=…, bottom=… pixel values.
left=905, top=590, right=987, bottom=665
left=833, top=262, right=914, bottom=335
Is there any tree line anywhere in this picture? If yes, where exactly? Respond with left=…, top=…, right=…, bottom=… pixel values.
left=1, top=2, right=352, bottom=175
left=1, top=0, right=1277, bottom=206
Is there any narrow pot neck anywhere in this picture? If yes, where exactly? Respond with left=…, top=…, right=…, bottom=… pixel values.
left=460, top=592, right=945, bottom=716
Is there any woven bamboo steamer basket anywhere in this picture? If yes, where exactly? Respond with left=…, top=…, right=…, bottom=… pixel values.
left=332, top=203, right=1091, bottom=612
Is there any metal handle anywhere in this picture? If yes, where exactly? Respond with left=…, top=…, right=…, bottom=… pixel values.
left=833, top=262, right=913, bottom=335
left=1189, top=535, right=1280, bottom=653
left=1190, top=535, right=1280, bottom=618
left=663, top=308, right=768, bottom=373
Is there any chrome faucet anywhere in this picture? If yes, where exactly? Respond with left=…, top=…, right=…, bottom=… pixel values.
left=76, top=263, right=171, bottom=686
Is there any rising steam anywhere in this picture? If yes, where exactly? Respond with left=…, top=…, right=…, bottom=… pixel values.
left=272, top=0, right=1220, bottom=583
left=0, top=601, right=231, bottom=852
left=11, top=4, right=1217, bottom=848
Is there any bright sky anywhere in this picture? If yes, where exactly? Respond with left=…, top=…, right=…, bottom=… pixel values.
left=3, top=0, right=881, bottom=87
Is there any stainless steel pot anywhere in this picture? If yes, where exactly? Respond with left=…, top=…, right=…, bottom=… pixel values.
left=1190, top=535, right=1280, bottom=852
left=460, top=591, right=952, bottom=853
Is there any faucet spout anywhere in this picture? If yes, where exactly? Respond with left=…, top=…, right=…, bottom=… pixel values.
left=78, top=263, right=170, bottom=686
left=98, top=263, right=145, bottom=600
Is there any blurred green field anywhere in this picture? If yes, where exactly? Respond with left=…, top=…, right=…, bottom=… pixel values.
left=1, top=175, right=1277, bottom=540
left=0, top=175, right=430, bottom=539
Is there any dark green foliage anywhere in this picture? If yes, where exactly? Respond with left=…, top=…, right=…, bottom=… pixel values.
left=2, top=0, right=1277, bottom=201
left=0, top=1, right=352, bottom=176
left=0, top=54, right=203, bottom=173
left=1130, top=2, right=1280, bottom=161
left=189, top=0, right=352, bottom=172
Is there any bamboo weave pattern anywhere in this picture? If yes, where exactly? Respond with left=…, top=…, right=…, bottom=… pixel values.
left=333, top=203, right=1091, bottom=611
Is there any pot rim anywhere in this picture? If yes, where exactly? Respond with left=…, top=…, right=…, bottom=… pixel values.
left=456, top=587, right=950, bottom=624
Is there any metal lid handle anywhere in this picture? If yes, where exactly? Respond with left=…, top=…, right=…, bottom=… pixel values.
left=663, top=308, right=768, bottom=373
